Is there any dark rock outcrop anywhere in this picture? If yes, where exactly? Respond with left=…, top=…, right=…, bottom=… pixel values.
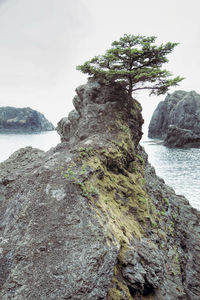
left=0, top=79, right=199, bottom=299
left=148, top=90, right=200, bottom=147
left=164, top=125, right=200, bottom=148
left=57, top=78, right=143, bottom=146
left=0, top=106, right=54, bottom=132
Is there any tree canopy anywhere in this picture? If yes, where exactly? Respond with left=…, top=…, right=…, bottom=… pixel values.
left=77, top=34, right=184, bottom=97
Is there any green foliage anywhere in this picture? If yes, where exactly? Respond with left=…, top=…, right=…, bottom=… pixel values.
left=79, top=147, right=95, bottom=158
left=151, top=220, right=158, bottom=229
left=88, top=186, right=99, bottom=195
left=80, top=184, right=98, bottom=198
left=161, top=209, right=166, bottom=216
left=137, top=194, right=147, bottom=205
left=163, top=197, right=169, bottom=206
left=116, top=121, right=130, bottom=134
left=171, top=212, right=177, bottom=220
left=64, top=167, right=76, bottom=181
left=136, top=154, right=144, bottom=165
left=168, top=222, right=174, bottom=236
left=64, top=164, right=98, bottom=199
left=77, top=34, right=184, bottom=97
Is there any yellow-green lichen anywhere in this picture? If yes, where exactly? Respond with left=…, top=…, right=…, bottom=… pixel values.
left=107, top=277, right=133, bottom=300
left=116, top=120, right=131, bottom=135
left=76, top=133, right=153, bottom=247
left=63, top=120, right=160, bottom=298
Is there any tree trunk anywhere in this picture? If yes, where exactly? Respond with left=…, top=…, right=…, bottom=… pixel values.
left=128, top=78, right=133, bottom=97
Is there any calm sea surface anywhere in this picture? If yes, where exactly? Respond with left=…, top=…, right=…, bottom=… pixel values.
left=0, top=131, right=60, bottom=162
left=0, top=131, right=199, bottom=210
left=141, top=137, right=200, bottom=210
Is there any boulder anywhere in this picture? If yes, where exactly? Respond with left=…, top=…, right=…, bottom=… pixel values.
left=0, top=79, right=199, bottom=299
left=148, top=90, right=200, bottom=147
left=0, top=107, right=54, bottom=132
left=164, top=125, right=200, bottom=148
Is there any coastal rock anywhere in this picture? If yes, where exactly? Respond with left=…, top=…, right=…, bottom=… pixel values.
left=164, top=125, right=200, bottom=148
left=148, top=90, right=200, bottom=147
left=56, top=78, right=143, bottom=147
left=0, top=79, right=199, bottom=299
left=0, top=107, right=54, bottom=132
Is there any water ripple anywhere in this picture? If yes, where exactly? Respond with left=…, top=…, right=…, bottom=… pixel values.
left=141, top=138, right=200, bottom=210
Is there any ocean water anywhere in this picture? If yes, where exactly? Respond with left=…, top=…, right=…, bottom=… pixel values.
left=141, top=137, right=200, bottom=210
left=0, top=131, right=60, bottom=162
left=0, top=131, right=199, bottom=211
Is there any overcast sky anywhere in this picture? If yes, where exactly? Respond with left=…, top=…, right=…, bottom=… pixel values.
left=0, top=0, right=200, bottom=128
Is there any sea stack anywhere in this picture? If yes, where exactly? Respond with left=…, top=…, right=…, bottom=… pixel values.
left=0, top=79, right=199, bottom=299
left=148, top=90, right=200, bottom=147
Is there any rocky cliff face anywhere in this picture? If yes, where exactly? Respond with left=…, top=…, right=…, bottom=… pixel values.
left=148, top=90, right=200, bottom=147
left=57, top=79, right=143, bottom=146
left=0, top=79, right=199, bottom=300
left=0, top=107, right=54, bottom=132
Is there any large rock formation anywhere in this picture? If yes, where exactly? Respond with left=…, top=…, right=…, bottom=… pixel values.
left=164, top=125, right=200, bottom=148
left=148, top=90, right=200, bottom=147
left=0, top=106, right=54, bottom=132
left=57, top=79, right=143, bottom=146
left=0, top=79, right=200, bottom=299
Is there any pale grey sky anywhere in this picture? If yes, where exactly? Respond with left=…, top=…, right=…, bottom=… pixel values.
left=0, top=0, right=200, bottom=128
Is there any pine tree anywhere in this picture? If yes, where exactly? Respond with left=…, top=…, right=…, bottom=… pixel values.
left=77, top=34, right=184, bottom=98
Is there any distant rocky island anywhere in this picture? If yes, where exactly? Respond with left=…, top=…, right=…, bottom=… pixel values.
left=148, top=90, right=200, bottom=147
left=0, top=106, right=54, bottom=133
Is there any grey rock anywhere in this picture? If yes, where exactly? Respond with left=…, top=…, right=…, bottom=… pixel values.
left=0, top=80, right=199, bottom=299
left=122, top=240, right=164, bottom=296
left=164, top=125, right=200, bottom=148
left=0, top=146, right=119, bottom=300
left=56, top=117, right=71, bottom=141
left=142, top=145, right=200, bottom=300
left=0, top=106, right=55, bottom=132
left=56, top=78, right=143, bottom=147
left=148, top=90, right=200, bottom=147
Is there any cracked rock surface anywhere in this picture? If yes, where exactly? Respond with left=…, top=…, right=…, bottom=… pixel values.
left=148, top=90, right=200, bottom=147
left=0, top=79, right=199, bottom=299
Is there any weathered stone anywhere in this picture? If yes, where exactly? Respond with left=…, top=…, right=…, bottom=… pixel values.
left=0, top=147, right=119, bottom=300
left=0, top=80, right=199, bottom=299
left=143, top=147, right=200, bottom=300
left=0, top=107, right=54, bottom=132
left=148, top=90, right=200, bottom=147
left=164, top=125, right=200, bottom=148
left=56, top=78, right=143, bottom=147
left=121, top=240, right=164, bottom=297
